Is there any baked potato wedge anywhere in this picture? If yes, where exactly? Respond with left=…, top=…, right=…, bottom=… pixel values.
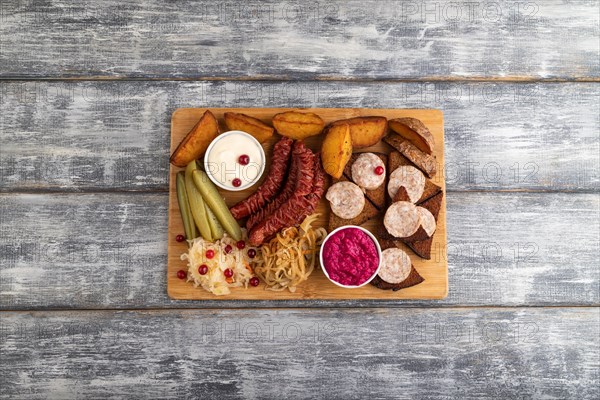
left=330, top=116, right=387, bottom=149
left=224, top=112, right=274, bottom=143
left=321, top=123, right=352, bottom=179
left=170, top=110, right=220, bottom=167
left=272, top=111, right=324, bottom=139
left=389, top=117, right=435, bottom=154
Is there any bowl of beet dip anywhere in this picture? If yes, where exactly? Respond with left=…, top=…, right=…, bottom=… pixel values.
left=319, top=226, right=382, bottom=288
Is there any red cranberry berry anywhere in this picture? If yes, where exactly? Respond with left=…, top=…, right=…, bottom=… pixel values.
left=232, top=178, right=242, bottom=187
left=198, top=264, right=208, bottom=275
left=224, top=268, right=234, bottom=278
left=247, top=249, right=257, bottom=258
left=176, top=234, right=185, bottom=242
left=205, top=249, right=215, bottom=259
left=374, top=166, right=384, bottom=175
left=249, top=277, right=260, bottom=287
left=236, top=240, right=246, bottom=250
left=238, top=154, right=250, bottom=165
left=224, top=244, right=233, bottom=254
left=177, top=270, right=187, bottom=280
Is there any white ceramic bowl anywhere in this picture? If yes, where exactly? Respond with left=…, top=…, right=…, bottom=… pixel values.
left=319, top=225, right=382, bottom=288
left=203, top=130, right=266, bottom=191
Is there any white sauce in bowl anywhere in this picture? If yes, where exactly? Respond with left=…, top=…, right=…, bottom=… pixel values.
left=204, top=131, right=265, bottom=190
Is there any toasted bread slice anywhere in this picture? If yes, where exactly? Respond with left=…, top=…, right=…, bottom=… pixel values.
left=378, top=190, right=444, bottom=257
left=420, top=180, right=442, bottom=205
left=371, top=267, right=424, bottom=291
left=387, top=151, right=441, bottom=204
left=375, top=223, right=396, bottom=241
left=378, top=224, right=434, bottom=260
left=371, top=241, right=424, bottom=290
left=376, top=222, right=430, bottom=243
left=384, top=134, right=437, bottom=178
left=387, top=150, right=405, bottom=171
left=342, top=152, right=388, bottom=209
left=405, top=191, right=443, bottom=259
left=327, top=175, right=380, bottom=231
left=419, top=190, right=443, bottom=220
left=392, top=186, right=411, bottom=202
left=405, top=238, right=434, bottom=260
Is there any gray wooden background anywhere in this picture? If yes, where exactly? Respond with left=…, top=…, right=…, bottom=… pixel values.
left=0, top=1, right=598, bottom=399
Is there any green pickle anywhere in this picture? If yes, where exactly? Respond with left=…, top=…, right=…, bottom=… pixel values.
left=176, top=172, right=198, bottom=241
left=185, top=161, right=213, bottom=241
left=192, top=169, right=242, bottom=241
left=205, top=202, right=225, bottom=240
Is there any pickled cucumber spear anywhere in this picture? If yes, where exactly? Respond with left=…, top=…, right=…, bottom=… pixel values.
left=205, top=202, right=224, bottom=240
left=176, top=172, right=197, bottom=241
left=192, top=169, right=242, bottom=241
left=185, top=161, right=213, bottom=241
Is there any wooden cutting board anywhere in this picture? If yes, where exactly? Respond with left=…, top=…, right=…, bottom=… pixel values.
left=168, top=108, right=447, bottom=300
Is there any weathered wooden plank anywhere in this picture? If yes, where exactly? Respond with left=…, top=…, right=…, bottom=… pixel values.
left=0, top=192, right=597, bottom=309
left=0, top=308, right=598, bottom=399
left=0, top=0, right=598, bottom=79
left=1, top=81, right=598, bottom=192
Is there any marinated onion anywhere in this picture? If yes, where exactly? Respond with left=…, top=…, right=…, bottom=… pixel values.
left=254, top=214, right=327, bottom=292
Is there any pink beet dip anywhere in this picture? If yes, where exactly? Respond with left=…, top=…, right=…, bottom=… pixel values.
left=322, top=227, right=380, bottom=286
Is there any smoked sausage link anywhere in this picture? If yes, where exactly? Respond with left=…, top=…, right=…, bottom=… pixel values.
left=229, top=136, right=293, bottom=219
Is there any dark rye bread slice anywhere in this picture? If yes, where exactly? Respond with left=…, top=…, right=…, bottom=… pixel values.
left=371, top=239, right=425, bottom=290
left=387, top=151, right=441, bottom=204
left=377, top=225, right=434, bottom=260
left=405, top=191, right=444, bottom=259
left=405, top=237, right=434, bottom=260
left=379, top=184, right=435, bottom=243
left=384, top=134, right=437, bottom=178
left=419, top=190, right=443, bottom=221
left=327, top=175, right=380, bottom=232
left=343, top=152, right=388, bottom=210
left=371, top=267, right=424, bottom=291
left=419, top=180, right=442, bottom=205
left=376, top=221, right=431, bottom=244
left=393, top=186, right=411, bottom=202
left=379, top=190, right=444, bottom=259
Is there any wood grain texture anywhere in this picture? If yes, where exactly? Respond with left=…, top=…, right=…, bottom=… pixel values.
left=1, top=192, right=597, bottom=309
left=0, top=0, right=598, bottom=395
left=0, top=1, right=598, bottom=79
left=1, top=81, right=598, bottom=192
left=1, top=308, right=598, bottom=399
left=168, top=108, right=447, bottom=300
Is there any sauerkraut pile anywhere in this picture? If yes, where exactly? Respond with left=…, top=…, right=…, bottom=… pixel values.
left=181, top=230, right=255, bottom=296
